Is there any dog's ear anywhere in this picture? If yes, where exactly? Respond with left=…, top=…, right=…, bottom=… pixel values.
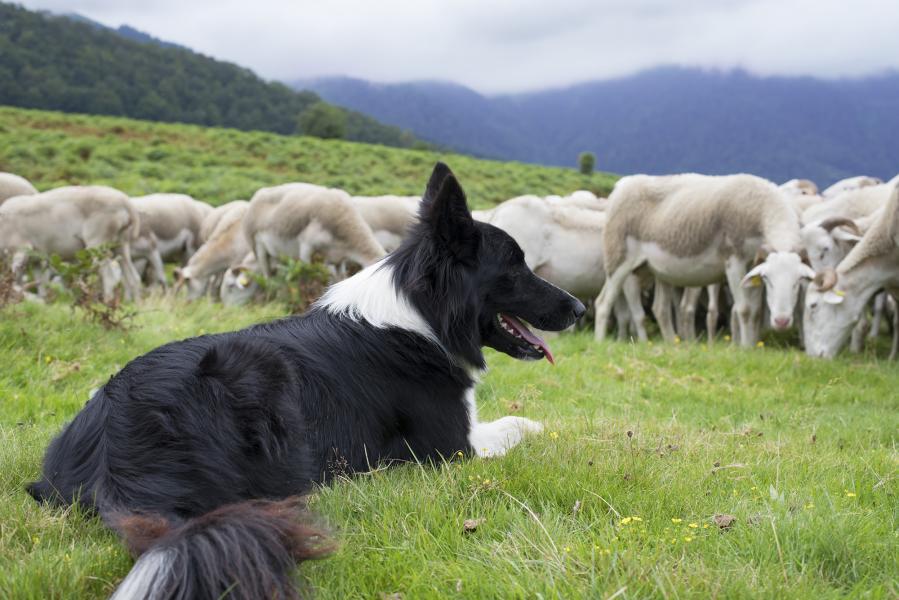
left=420, top=162, right=479, bottom=262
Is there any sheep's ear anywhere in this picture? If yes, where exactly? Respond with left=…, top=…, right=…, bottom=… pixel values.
left=741, top=264, right=766, bottom=288
left=832, top=228, right=862, bottom=244
left=419, top=162, right=478, bottom=262
left=823, top=290, right=845, bottom=304
left=800, top=264, right=816, bottom=280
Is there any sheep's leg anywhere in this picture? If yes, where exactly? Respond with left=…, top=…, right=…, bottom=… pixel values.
left=706, top=284, right=720, bottom=345
left=622, top=274, right=648, bottom=341
left=850, top=318, right=868, bottom=353
left=99, top=259, right=122, bottom=302
left=148, top=249, right=167, bottom=289
left=254, top=238, right=271, bottom=278
left=725, top=256, right=759, bottom=347
left=888, top=295, right=898, bottom=361
left=119, top=241, right=142, bottom=302
left=678, top=287, right=701, bottom=341
left=868, top=292, right=885, bottom=340
left=652, top=279, right=677, bottom=342
left=613, top=294, right=630, bottom=341
left=595, top=258, right=642, bottom=341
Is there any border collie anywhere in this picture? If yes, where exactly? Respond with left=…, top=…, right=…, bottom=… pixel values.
left=28, top=163, right=585, bottom=599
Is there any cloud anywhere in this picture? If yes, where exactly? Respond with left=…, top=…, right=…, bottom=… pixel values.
left=17, top=0, right=899, bottom=93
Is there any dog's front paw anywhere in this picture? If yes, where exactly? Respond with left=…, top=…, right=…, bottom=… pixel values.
left=471, top=416, right=544, bottom=458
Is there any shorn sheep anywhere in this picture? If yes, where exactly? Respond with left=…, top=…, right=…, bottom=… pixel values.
left=0, top=172, right=37, bottom=205
left=130, top=193, right=213, bottom=263
left=349, top=195, right=420, bottom=253
left=804, top=182, right=899, bottom=359
left=0, top=185, right=142, bottom=300
left=486, top=194, right=645, bottom=339
left=243, top=183, right=386, bottom=278
left=595, top=174, right=814, bottom=347
left=175, top=200, right=250, bottom=299
left=820, top=175, right=883, bottom=199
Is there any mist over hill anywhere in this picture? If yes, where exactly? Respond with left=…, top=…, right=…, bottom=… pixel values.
left=299, top=68, right=899, bottom=186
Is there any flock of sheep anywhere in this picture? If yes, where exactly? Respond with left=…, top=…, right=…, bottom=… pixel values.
left=1, top=169, right=898, bottom=360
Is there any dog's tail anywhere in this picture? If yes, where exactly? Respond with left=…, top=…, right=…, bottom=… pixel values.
left=106, top=497, right=331, bottom=600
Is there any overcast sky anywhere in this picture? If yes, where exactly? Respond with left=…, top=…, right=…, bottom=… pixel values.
left=17, top=0, right=899, bottom=94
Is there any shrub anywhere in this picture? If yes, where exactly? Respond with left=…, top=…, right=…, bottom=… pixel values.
left=578, top=152, right=596, bottom=175
left=252, top=256, right=331, bottom=314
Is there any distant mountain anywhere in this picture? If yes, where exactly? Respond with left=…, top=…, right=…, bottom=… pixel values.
left=0, top=3, right=423, bottom=148
left=298, top=68, right=899, bottom=186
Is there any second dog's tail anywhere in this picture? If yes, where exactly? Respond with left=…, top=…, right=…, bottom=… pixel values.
left=107, top=497, right=331, bottom=600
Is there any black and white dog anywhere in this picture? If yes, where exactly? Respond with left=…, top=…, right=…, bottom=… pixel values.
left=28, top=163, right=585, bottom=599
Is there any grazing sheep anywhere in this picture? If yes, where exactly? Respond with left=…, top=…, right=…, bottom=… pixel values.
left=130, top=194, right=213, bottom=264
left=546, top=190, right=609, bottom=211
left=802, top=182, right=895, bottom=224
left=175, top=201, right=251, bottom=299
left=244, top=183, right=386, bottom=278
left=349, top=195, right=420, bottom=253
left=219, top=253, right=259, bottom=306
left=821, top=175, right=883, bottom=199
left=200, top=200, right=246, bottom=244
left=804, top=182, right=899, bottom=359
left=0, top=172, right=37, bottom=205
left=0, top=185, right=141, bottom=300
left=781, top=178, right=818, bottom=196
left=487, top=194, right=646, bottom=340
left=595, top=174, right=813, bottom=346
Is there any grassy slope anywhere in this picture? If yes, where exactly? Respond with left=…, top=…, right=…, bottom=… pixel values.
left=0, top=106, right=617, bottom=208
left=1, top=300, right=896, bottom=599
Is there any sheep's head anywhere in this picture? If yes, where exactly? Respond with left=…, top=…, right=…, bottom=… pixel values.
left=803, top=269, right=861, bottom=358
left=800, top=218, right=862, bottom=271
left=741, top=249, right=815, bottom=331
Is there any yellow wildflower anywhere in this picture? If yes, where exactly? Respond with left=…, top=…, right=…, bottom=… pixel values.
left=549, top=431, right=559, bottom=439
left=619, top=517, right=632, bottom=525
left=756, top=341, right=765, bottom=348
left=683, top=536, right=693, bottom=542
left=688, top=523, right=699, bottom=529
left=845, top=491, right=856, bottom=498
left=671, top=518, right=683, bottom=524
left=804, top=503, right=814, bottom=509
left=724, top=334, right=732, bottom=342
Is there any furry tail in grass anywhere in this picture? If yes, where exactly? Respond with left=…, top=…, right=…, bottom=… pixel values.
left=106, top=497, right=332, bottom=600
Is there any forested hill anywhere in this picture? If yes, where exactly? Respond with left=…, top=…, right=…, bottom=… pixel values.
left=0, top=2, right=423, bottom=149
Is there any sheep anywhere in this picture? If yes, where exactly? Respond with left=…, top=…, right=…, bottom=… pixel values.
left=129, top=194, right=213, bottom=264
left=243, top=183, right=386, bottom=278
left=781, top=179, right=818, bottom=197
left=349, top=195, right=420, bottom=253
left=0, top=172, right=37, bottom=205
left=0, top=185, right=141, bottom=300
left=802, top=182, right=895, bottom=224
left=546, top=190, right=609, bottom=211
left=821, top=175, right=883, bottom=199
left=780, top=179, right=824, bottom=214
left=174, top=201, right=250, bottom=299
left=804, top=182, right=899, bottom=359
left=219, top=253, right=259, bottom=306
left=487, top=194, right=646, bottom=340
left=595, top=174, right=814, bottom=347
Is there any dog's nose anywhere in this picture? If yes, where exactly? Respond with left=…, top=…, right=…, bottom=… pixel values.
left=572, top=299, right=586, bottom=320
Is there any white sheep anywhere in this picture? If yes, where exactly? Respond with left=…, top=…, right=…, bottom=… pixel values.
left=487, top=194, right=646, bottom=340
left=802, top=182, right=895, bottom=224
left=130, top=194, right=214, bottom=265
left=804, top=182, right=899, bottom=359
left=0, top=172, right=37, bottom=206
left=349, top=195, right=420, bottom=253
left=175, top=201, right=250, bottom=299
left=0, top=185, right=141, bottom=300
left=595, top=174, right=813, bottom=347
left=820, top=175, right=883, bottom=199
left=243, top=183, right=386, bottom=278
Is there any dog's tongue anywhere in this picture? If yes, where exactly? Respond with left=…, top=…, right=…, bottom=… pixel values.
left=501, top=314, right=555, bottom=365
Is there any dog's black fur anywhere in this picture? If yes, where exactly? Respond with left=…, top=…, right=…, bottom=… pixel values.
left=28, top=163, right=584, bottom=599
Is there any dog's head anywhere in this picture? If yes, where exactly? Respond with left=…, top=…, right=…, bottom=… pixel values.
left=389, top=163, right=585, bottom=368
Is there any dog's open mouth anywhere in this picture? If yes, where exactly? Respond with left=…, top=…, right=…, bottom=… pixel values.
left=496, top=314, right=555, bottom=364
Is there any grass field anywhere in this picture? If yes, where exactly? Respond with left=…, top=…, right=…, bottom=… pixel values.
left=1, top=298, right=896, bottom=599
left=0, top=105, right=617, bottom=208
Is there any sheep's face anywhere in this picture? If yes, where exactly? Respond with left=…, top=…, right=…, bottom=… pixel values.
left=220, top=267, right=258, bottom=306
left=742, top=251, right=815, bottom=331
left=803, top=285, right=862, bottom=358
left=800, top=225, right=840, bottom=271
